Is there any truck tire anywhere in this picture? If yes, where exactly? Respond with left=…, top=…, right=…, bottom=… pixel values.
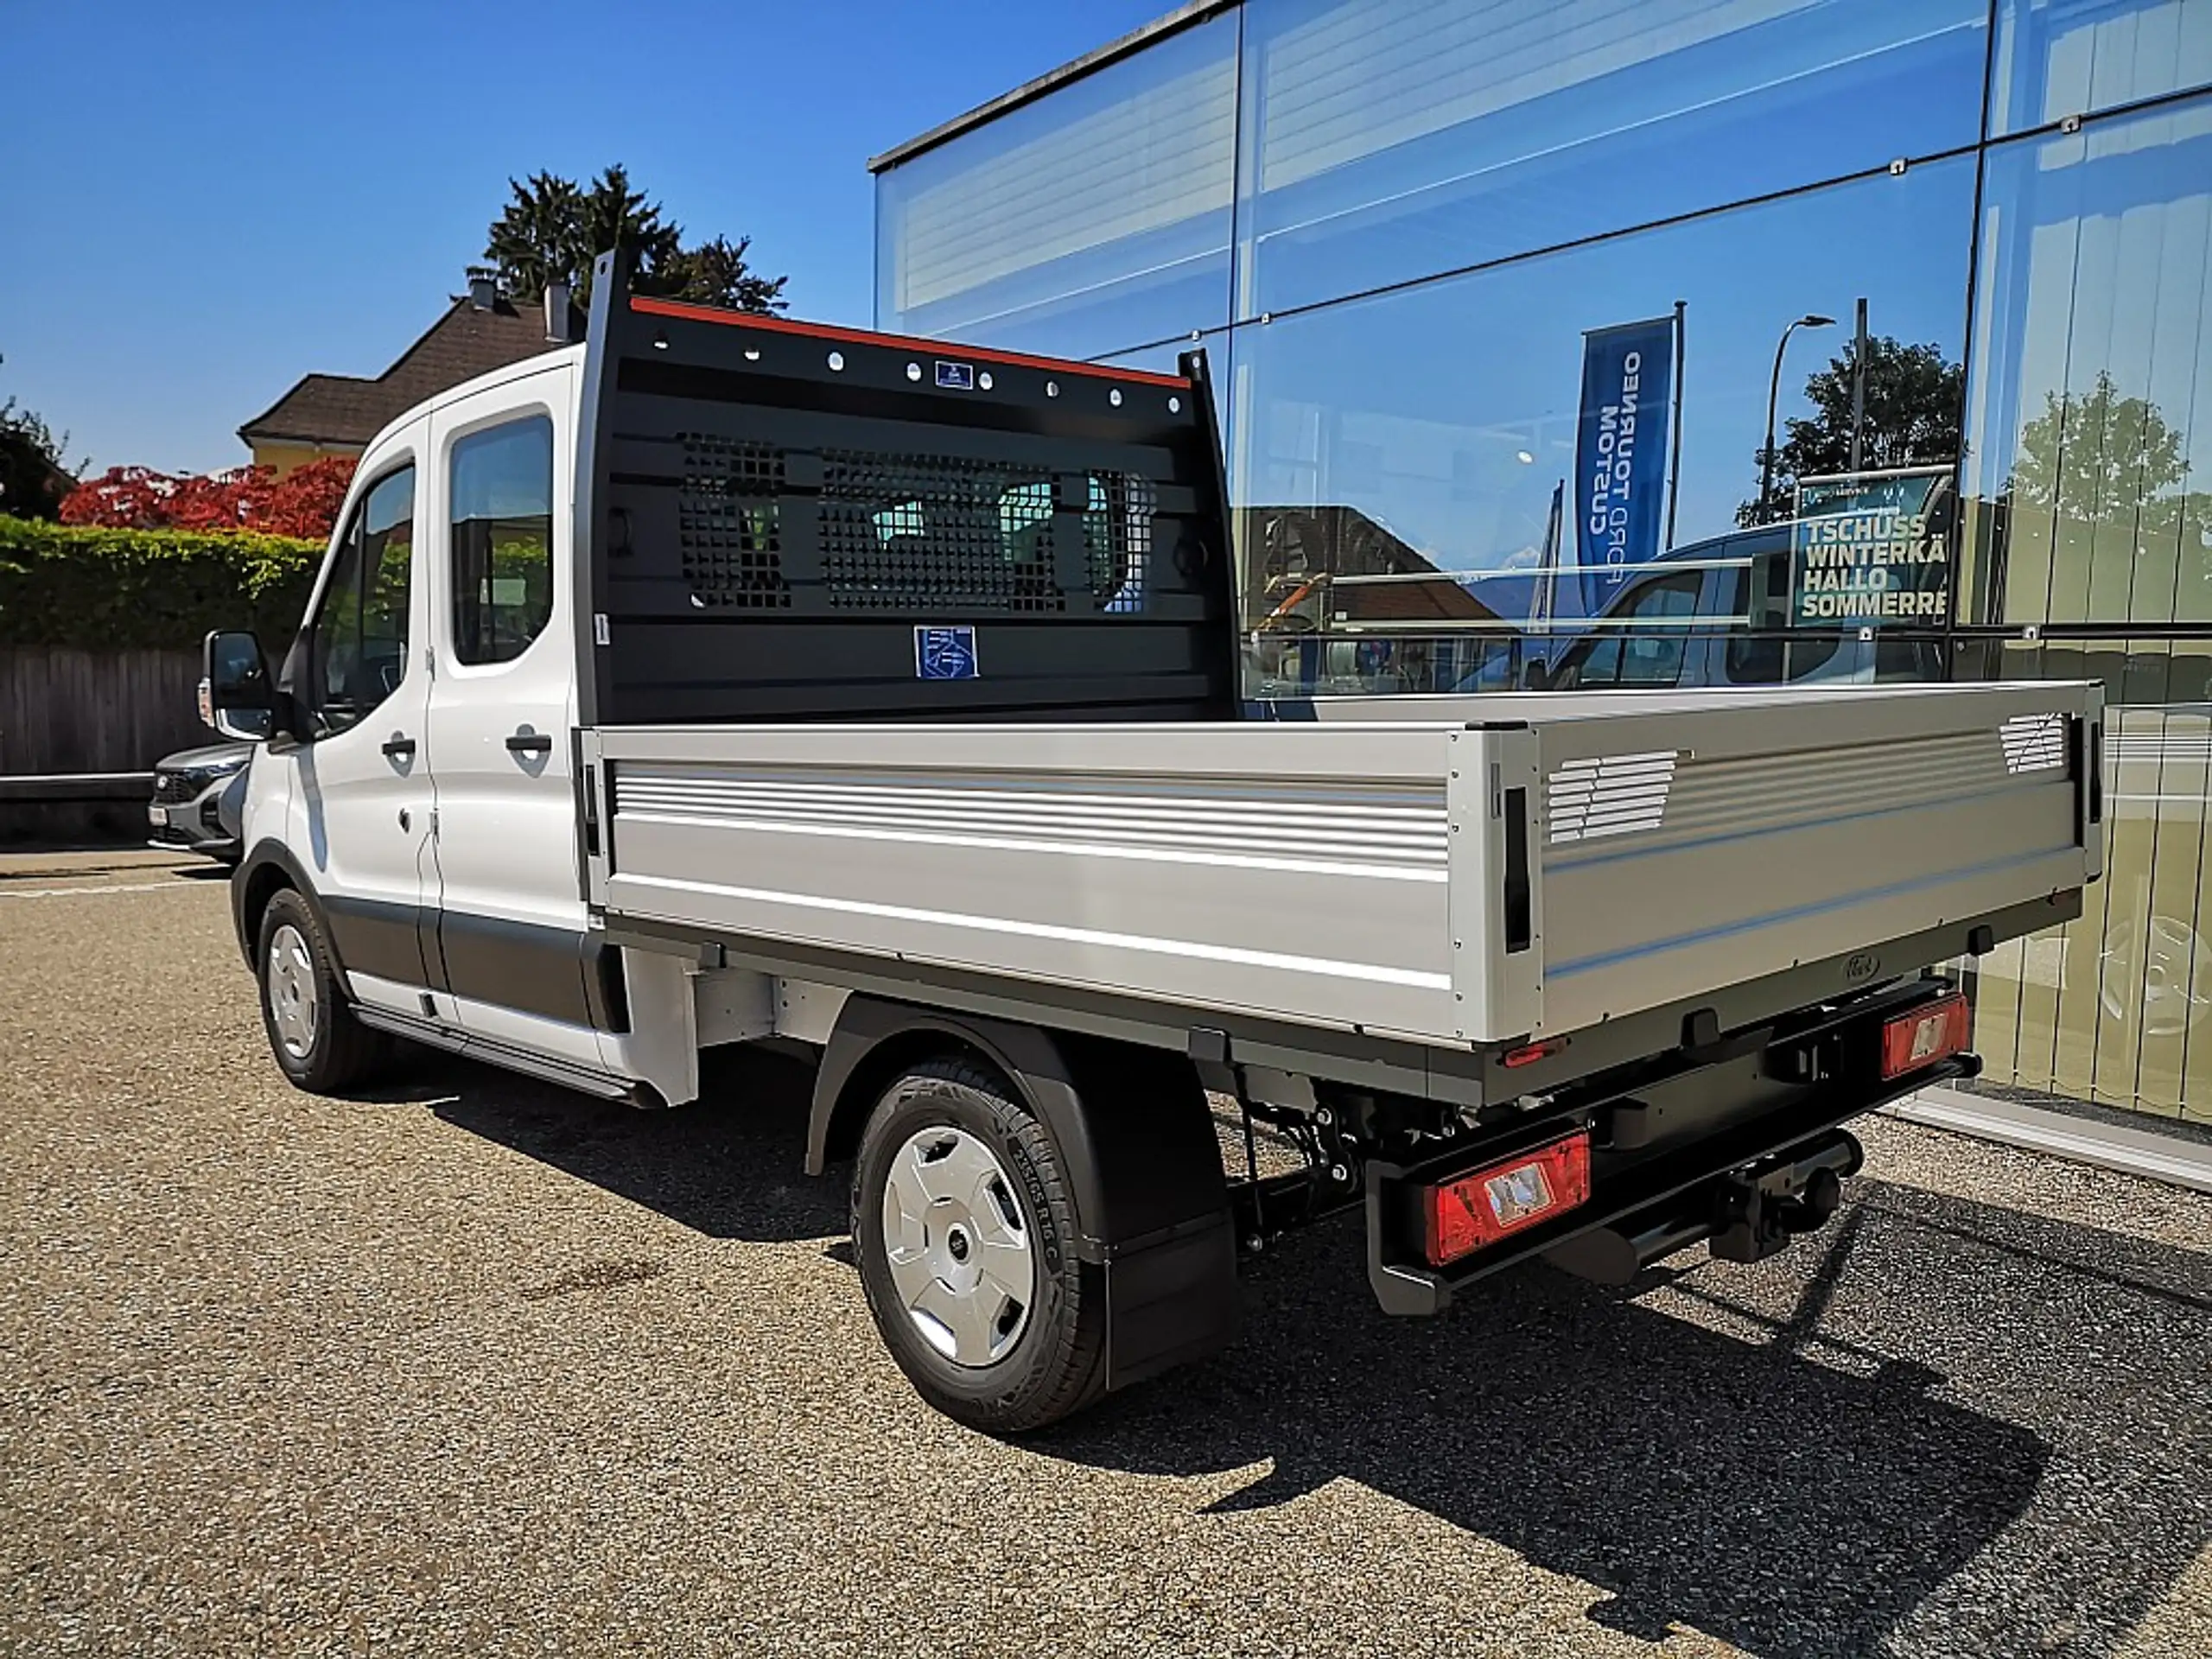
left=851, top=1058, right=1108, bottom=1433
left=255, top=887, right=389, bottom=1094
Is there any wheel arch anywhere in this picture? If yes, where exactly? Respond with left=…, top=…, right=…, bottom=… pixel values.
left=231, top=838, right=325, bottom=971
left=808, top=996, right=1225, bottom=1259
left=809, top=999, right=1099, bottom=1213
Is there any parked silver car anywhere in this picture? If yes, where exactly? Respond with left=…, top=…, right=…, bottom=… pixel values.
left=147, top=741, right=251, bottom=863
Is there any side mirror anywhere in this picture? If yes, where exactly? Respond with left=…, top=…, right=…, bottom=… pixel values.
left=201, top=629, right=274, bottom=741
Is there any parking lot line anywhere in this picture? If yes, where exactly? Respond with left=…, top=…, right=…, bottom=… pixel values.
left=0, top=878, right=206, bottom=899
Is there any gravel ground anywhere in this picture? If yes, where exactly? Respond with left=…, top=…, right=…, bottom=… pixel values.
left=3, top=852, right=2209, bottom=1658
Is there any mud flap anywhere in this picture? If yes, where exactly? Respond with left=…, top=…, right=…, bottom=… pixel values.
left=1050, top=1034, right=1240, bottom=1393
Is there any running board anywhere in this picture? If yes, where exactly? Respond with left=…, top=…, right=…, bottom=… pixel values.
left=353, top=1005, right=657, bottom=1105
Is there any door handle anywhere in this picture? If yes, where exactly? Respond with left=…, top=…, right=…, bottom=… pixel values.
left=382, top=734, right=416, bottom=760
left=505, top=731, right=554, bottom=755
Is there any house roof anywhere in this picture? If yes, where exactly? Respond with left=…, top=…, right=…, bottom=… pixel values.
left=1243, top=505, right=1505, bottom=626
left=238, top=295, right=556, bottom=449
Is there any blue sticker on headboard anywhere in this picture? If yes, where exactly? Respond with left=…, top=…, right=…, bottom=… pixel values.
left=915, top=625, right=979, bottom=681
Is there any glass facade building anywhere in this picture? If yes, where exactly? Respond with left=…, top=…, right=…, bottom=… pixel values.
left=874, top=0, right=2212, bottom=1125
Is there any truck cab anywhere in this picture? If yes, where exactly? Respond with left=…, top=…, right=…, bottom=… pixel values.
left=232, top=346, right=652, bottom=1089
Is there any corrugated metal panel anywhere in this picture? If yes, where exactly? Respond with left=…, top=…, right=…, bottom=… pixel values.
left=1546, top=726, right=2069, bottom=860
left=1252, top=0, right=1807, bottom=193
left=893, top=49, right=1236, bottom=312
left=615, top=766, right=1447, bottom=880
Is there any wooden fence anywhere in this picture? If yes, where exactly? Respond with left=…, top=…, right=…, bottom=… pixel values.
left=0, top=647, right=207, bottom=775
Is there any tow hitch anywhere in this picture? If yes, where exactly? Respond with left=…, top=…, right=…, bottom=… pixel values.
left=1708, top=1129, right=1863, bottom=1264
left=1542, top=1128, right=1864, bottom=1283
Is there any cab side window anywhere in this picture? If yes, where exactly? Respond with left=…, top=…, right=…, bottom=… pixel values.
left=302, top=465, right=416, bottom=736
left=1725, top=550, right=1843, bottom=684
left=451, top=416, right=555, bottom=664
left=1617, top=573, right=1698, bottom=685
left=1548, top=570, right=1701, bottom=689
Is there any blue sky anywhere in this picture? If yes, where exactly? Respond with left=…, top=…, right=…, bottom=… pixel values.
left=0, top=0, right=1162, bottom=474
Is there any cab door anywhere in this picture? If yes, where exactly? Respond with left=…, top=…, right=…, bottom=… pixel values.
left=422, top=365, right=607, bottom=1068
left=279, top=432, right=441, bottom=1013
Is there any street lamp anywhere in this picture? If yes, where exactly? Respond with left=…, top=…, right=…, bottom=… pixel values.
left=1761, top=313, right=1835, bottom=523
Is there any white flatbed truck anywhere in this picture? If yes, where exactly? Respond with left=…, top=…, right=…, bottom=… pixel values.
left=203, top=253, right=2103, bottom=1431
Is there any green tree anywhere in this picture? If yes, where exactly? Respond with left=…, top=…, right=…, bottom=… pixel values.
left=1739, top=336, right=1964, bottom=524
left=1986, top=372, right=2212, bottom=620
left=664, top=233, right=788, bottom=314
left=0, top=376, right=77, bottom=522
left=483, top=169, right=588, bottom=301
left=482, top=166, right=785, bottom=312
left=2008, top=371, right=2189, bottom=518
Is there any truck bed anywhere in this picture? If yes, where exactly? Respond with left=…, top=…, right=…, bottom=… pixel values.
left=582, top=679, right=2101, bottom=1052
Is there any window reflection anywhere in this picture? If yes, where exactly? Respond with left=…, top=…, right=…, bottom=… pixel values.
left=1961, top=96, right=2212, bottom=627
left=1545, top=571, right=1701, bottom=689
left=1236, top=0, right=1986, bottom=317
left=1991, top=0, right=2212, bottom=137
left=1744, top=343, right=1964, bottom=528
left=303, top=467, right=415, bottom=736
left=450, top=416, right=555, bottom=666
left=873, top=14, right=1236, bottom=359
left=1232, top=157, right=1974, bottom=691
left=1964, top=641, right=2212, bottom=1119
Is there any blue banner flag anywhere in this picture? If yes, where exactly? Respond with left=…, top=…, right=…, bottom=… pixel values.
left=1574, top=315, right=1676, bottom=619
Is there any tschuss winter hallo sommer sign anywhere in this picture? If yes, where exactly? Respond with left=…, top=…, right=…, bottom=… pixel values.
left=1789, top=465, right=1953, bottom=625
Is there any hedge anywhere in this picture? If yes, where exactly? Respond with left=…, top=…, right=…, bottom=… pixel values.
left=0, top=515, right=322, bottom=652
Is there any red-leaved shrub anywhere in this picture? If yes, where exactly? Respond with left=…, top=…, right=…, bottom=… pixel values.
left=61, top=454, right=355, bottom=542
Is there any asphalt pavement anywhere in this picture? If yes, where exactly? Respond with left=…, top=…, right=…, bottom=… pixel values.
left=2, top=849, right=2209, bottom=1658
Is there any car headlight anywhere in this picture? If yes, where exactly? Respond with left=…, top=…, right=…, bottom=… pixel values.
left=168, top=756, right=249, bottom=790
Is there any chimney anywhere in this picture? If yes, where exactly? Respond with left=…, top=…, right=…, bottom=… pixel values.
left=544, top=281, right=572, bottom=344
left=466, top=267, right=498, bottom=310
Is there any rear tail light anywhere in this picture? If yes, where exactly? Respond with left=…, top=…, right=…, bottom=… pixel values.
left=1422, top=1131, right=1590, bottom=1267
left=1880, top=994, right=1971, bottom=1081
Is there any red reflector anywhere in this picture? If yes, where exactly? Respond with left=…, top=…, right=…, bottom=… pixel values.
left=1880, top=994, right=1971, bottom=1080
left=1422, top=1132, right=1591, bottom=1267
left=1501, top=1036, right=1568, bottom=1069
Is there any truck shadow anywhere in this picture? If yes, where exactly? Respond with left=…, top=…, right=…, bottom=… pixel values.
left=408, top=1045, right=848, bottom=1243
left=411, top=1051, right=2211, bottom=1655
left=1039, top=1184, right=2212, bottom=1656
